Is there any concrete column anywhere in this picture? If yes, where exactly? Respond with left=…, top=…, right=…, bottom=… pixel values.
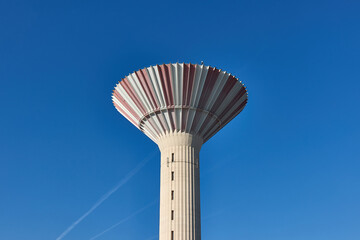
left=157, top=132, right=203, bottom=240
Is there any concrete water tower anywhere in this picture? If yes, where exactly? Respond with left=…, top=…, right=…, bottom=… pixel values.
left=112, top=63, right=248, bottom=240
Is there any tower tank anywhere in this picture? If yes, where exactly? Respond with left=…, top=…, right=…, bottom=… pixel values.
left=112, top=63, right=248, bottom=240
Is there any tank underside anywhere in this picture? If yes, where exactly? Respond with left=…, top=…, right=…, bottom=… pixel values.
left=112, top=63, right=248, bottom=143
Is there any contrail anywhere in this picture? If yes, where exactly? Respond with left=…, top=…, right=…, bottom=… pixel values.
left=55, top=151, right=156, bottom=240
left=89, top=200, right=157, bottom=240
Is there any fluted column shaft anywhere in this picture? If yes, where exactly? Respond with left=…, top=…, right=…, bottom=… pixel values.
left=158, top=133, right=202, bottom=240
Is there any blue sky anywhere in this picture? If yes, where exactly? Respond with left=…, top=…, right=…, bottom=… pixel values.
left=1, top=0, right=359, bottom=239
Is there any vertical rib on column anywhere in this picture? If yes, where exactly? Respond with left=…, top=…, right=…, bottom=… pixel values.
left=158, top=133, right=202, bottom=240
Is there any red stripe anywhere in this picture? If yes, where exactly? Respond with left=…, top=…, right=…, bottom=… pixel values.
left=209, top=75, right=237, bottom=113
left=121, top=78, right=147, bottom=115
left=141, top=68, right=160, bottom=109
left=157, top=65, right=171, bottom=106
left=166, top=64, right=174, bottom=106
left=113, top=89, right=140, bottom=120
left=189, top=67, right=218, bottom=132
left=135, top=70, right=155, bottom=110
left=182, top=64, right=189, bottom=106
left=217, top=86, right=247, bottom=120
left=198, top=67, right=220, bottom=109
left=113, top=102, right=137, bottom=126
left=159, top=64, right=174, bottom=106
left=185, top=64, right=196, bottom=106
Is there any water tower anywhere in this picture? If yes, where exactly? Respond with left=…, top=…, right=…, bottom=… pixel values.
left=112, top=63, right=248, bottom=240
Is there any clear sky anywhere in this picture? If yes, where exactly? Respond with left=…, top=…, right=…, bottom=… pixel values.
left=0, top=0, right=359, bottom=239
